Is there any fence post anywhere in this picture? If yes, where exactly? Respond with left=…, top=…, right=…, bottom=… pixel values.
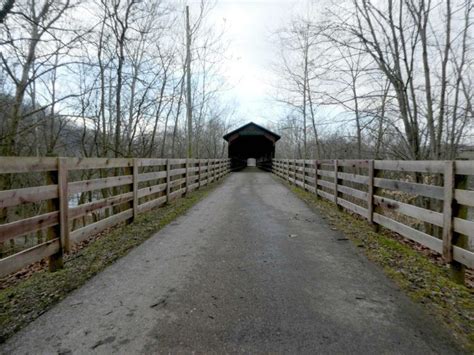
left=287, top=159, right=290, bottom=182
left=367, top=159, right=375, bottom=224
left=213, top=160, right=216, bottom=182
left=208, top=159, right=211, bottom=184
left=132, top=158, right=139, bottom=220
left=334, top=159, right=340, bottom=209
left=293, top=159, right=296, bottom=185
left=58, top=158, right=70, bottom=253
left=166, top=159, right=171, bottom=203
left=314, top=160, right=319, bottom=199
left=198, top=159, right=202, bottom=189
left=303, top=159, right=306, bottom=191
left=210, top=160, right=213, bottom=183
left=288, top=159, right=292, bottom=185
left=446, top=161, right=468, bottom=284
left=373, top=163, right=384, bottom=232
left=214, top=160, right=217, bottom=181
left=46, top=158, right=64, bottom=272
left=207, top=159, right=211, bottom=185
left=442, top=161, right=454, bottom=263
left=185, top=158, right=189, bottom=195
left=288, top=159, right=291, bottom=185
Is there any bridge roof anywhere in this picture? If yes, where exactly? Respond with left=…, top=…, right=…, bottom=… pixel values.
left=223, top=122, right=281, bottom=142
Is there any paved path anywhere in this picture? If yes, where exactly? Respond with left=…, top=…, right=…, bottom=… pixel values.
left=1, top=170, right=462, bottom=354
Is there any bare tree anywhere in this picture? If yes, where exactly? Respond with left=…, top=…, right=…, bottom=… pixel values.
left=273, top=0, right=473, bottom=160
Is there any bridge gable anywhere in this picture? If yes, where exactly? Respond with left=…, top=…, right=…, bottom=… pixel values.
left=223, top=122, right=280, bottom=169
left=223, top=122, right=280, bottom=143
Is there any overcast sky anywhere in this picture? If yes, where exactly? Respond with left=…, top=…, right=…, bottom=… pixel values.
left=203, top=0, right=304, bottom=126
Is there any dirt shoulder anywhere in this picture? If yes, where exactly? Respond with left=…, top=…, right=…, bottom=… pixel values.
left=283, top=179, right=474, bottom=352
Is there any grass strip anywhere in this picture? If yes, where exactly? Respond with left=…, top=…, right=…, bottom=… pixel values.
left=282, top=178, right=474, bottom=351
left=0, top=181, right=224, bottom=343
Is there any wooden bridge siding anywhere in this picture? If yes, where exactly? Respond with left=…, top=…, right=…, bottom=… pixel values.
left=0, top=158, right=231, bottom=278
left=272, top=159, right=474, bottom=273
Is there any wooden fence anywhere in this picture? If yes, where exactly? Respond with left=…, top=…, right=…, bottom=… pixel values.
left=272, top=159, right=474, bottom=282
left=0, top=157, right=231, bottom=278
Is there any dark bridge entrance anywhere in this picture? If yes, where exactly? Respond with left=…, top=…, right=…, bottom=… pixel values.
left=223, top=122, right=280, bottom=169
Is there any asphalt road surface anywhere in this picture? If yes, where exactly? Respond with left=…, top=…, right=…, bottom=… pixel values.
left=1, top=169, right=462, bottom=354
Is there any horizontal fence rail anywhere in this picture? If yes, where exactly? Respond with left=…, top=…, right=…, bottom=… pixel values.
left=272, top=159, right=474, bottom=281
left=0, top=157, right=231, bottom=278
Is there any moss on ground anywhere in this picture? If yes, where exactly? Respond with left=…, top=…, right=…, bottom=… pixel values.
left=0, top=181, right=224, bottom=343
left=284, top=180, right=474, bottom=351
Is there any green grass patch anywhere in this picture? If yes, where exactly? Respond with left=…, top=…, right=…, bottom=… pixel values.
left=283, top=179, right=474, bottom=351
left=0, top=181, right=224, bottom=343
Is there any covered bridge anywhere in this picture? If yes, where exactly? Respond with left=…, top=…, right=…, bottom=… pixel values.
left=223, top=122, right=280, bottom=169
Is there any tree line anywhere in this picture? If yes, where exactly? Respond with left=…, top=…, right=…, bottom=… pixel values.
left=0, top=0, right=235, bottom=160
left=272, top=0, right=473, bottom=161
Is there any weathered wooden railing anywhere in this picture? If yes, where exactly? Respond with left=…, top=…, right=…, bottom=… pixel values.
left=272, top=159, right=474, bottom=283
left=0, top=157, right=231, bottom=278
